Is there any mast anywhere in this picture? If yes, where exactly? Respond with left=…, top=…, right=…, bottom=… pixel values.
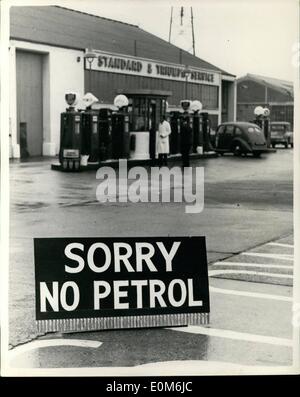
left=168, top=6, right=173, bottom=42
left=191, top=7, right=196, bottom=56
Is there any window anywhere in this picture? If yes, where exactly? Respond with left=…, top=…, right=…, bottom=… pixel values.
left=235, top=127, right=243, bottom=136
left=217, top=125, right=225, bottom=134
left=271, top=125, right=286, bottom=132
left=200, top=85, right=218, bottom=109
left=129, top=98, right=149, bottom=132
left=134, top=98, right=147, bottom=131
left=225, top=125, right=234, bottom=135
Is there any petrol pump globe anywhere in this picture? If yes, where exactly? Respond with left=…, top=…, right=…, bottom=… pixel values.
left=254, top=106, right=264, bottom=117
left=190, top=100, right=203, bottom=113
left=114, top=94, right=129, bottom=109
left=263, top=107, right=270, bottom=117
left=65, top=92, right=79, bottom=108
left=82, top=92, right=99, bottom=109
left=180, top=99, right=191, bottom=112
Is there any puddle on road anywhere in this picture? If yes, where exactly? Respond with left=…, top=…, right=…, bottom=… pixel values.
left=15, top=202, right=50, bottom=210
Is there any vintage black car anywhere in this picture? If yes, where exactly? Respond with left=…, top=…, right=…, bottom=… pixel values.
left=215, top=122, right=269, bottom=157
left=270, top=121, right=293, bottom=148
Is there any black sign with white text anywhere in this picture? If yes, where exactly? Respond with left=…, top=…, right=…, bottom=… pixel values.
left=34, top=237, right=209, bottom=331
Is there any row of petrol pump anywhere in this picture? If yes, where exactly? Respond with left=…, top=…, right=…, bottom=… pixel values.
left=58, top=93, right=214, bottom=171
left=59, top=93, right=130, bottom=171
left=167, top=99, right=213, bottom=155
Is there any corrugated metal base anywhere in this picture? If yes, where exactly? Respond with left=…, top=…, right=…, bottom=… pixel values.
left=37, top=313, right=209, bottom=333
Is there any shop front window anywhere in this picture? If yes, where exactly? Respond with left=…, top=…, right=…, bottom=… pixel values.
left=131, top=97, right=148, bottom=132
left=127, top=96, right=166, bottom=132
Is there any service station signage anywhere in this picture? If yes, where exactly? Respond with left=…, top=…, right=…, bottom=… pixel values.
left=85, top=50, right=221, bottom=86
left=34, top=237, right=210, bottom=332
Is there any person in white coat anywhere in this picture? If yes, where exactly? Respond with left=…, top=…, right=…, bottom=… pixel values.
left=157, top=115, right=172, bottom=166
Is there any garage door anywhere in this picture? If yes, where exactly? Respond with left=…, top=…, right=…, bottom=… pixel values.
left=16, top=50, right=43, bottom=157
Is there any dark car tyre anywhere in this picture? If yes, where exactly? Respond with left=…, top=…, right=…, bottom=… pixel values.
left=232, top=143, right=242, bottom=156
left=253, top=152, right=261, bottom=158
left=284, top=142, right=288, bottom=149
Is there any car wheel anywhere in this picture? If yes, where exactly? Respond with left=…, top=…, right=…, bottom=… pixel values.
left=232, top=144, right=242, bottom=156
left=272, top=143, right=276, bottom=148
left=284, top=142, right=288, bottom=149
left=253, top=152, right=261, bottom=158
left=291, top=143, right=294, bottom=148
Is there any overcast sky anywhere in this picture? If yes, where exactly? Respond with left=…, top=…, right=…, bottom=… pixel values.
left=31, top=0, right=299, bottom=80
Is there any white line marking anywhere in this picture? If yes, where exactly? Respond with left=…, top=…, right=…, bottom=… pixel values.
left=242, top=252, right=293, bottom=261
left=168, top=326, right=293, bottom=347
left=209, top=269, right=293, bottom=279
left=210, top=285, right=292, bottom=301
left=213, top=261, right=293, bottom=270
left=8, top=339, right=102, bottom=359
left=267, top=242, right=294, bottom=248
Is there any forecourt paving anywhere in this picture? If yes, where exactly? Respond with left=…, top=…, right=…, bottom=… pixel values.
left=7, top=149, right=293, bottom=369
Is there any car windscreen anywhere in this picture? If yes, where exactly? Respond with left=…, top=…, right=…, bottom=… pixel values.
left=271, top=125, right=286, bottom=131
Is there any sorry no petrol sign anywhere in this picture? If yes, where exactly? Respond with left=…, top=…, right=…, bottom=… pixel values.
left=34, top=237, right=210, bottom=332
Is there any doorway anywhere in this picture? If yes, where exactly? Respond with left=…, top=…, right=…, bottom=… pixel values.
left=16, top=50, right=43, bottom=157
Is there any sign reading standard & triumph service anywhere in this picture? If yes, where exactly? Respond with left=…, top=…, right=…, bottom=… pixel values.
left=34, top=237, right=209, bottom=332
left=85, top=50, right=221, bottom=86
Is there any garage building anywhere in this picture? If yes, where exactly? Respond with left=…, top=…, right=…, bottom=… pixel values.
left=237, top=73, right=294, bottom=128
left=9, top=5, right=236, bottom=158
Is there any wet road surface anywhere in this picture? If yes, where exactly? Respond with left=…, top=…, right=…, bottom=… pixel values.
left=7, top=148, right=294, bottom=371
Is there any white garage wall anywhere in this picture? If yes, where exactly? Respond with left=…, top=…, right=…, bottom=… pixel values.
left=10, top=40, right=84, bottom=157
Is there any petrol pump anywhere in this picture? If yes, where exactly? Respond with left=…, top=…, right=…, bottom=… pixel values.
left=111, top=95, right=130, bottom=159
left=80, top=93, right=100, bottom=164
left=179, top=100, right=193, bottom=133
left=177, top=100, right=193, bottom=158
left=179, top=99, right=213, bottom=153
left=168, top=100, right=204, bottom=155
left=253, top=106, right=271, bottom=148
left=190, top=100, right=204, bottom=153
left=202, top=112, right=214, bottom=152
left=59, top=93, right=82, bottom=171
left=167, top=111, right=180, bottom=155
left=98, top=108, right=113, bottom=161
